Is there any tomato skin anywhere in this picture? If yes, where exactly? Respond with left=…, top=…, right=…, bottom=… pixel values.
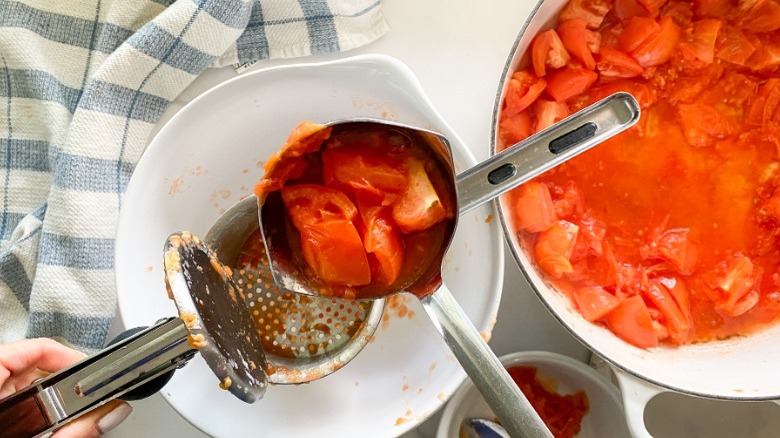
left=281, top=184, right=371, bottom=286
left=544, top=66, right=599, bottom=102
left=644, top=279, right=692, bottom=344
left=532, top=29, right=571, bottom=77
left=748, top=41, right=780, bottom=72
left=298, top=219, right=372, bottom=286
left=557, top=18, right=601, bottom=70
left=597, top=47, right=645, bottom=77
left=391, top=158, right=449, bottom=234
left=499, top=110, right=533, bottom=148
left=322, top=144, right=407, bottom=204
left=573, top=286, right=621, bottom=321
left=533, top=99, right=571, bottom=132
left=614, top=0, right=652, bottom=20
left=737, top=0, right=780, bottom=33
left=631, top=16, right=681, bottom=67
left=716, top=25, right=756, bottom=66
left=679, top=19, right=722, bottom=63
left=560, top=0, right=611, bottom=28
left=640, top=227, right=699, bottom=274
left=620, top=17, right=660, bottom=53
left=706, top=253, right=762, bottom=317
left=606, top=295, right=658, bottom=348
left=676, top=103, right=739, bottom=147
left=638, top=0, right=669, bottom=15
left=360, top=205, right=404, bottom=286
left=514, top=182, right=557, bottom=233
left=281, top=184, right=358, bottom=227
left=534, top=220, right=579, bottom=278
left=504, top=70, right=547, bottom=117
left=255, top=121, right=331, bottom=198
left=746, top=78, right=780, bottom=125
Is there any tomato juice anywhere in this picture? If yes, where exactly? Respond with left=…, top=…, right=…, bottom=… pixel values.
left=500, top=0, right=780, bottom=348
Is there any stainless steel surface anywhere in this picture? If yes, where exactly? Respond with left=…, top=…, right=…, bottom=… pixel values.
left=460, top=418, right=511, bottom=438
left=0, top=318, right=194, bottom=438
left=422, top=288, right=551, bottom=438
left=456, top=92, right=640, bottom=215
left=203, top=197, right=384, bottom=385
left=164, top=232, right=269, bottom=402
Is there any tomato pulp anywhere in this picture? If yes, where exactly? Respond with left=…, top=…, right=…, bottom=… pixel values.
left=499, top=0, right=780, bottom=348
left=507, top=365, right=589, bottom=438
left=255, top=121, right=456, bottom=300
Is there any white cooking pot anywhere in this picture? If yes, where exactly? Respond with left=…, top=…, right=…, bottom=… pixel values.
left=492, top=1, right=780, bottom=437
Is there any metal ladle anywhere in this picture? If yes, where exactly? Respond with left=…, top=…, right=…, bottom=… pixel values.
left=258, top=92, right=640, bottom=438
left=0, top=232, right=267, bottom=438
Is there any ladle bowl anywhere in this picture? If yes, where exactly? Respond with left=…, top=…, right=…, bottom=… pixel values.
left=257, top=92, right=640, bottom=438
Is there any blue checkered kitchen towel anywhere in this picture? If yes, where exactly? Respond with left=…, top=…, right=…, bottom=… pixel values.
left=0, top=0, right=387, bottom=352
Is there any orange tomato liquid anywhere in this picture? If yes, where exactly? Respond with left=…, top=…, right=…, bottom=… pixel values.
left=500, top=0, right=780, bottom=346
left=508, top=365, right=589, bottom=438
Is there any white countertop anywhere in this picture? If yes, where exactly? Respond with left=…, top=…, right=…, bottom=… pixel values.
left=107, top=1, right=780, bottom=437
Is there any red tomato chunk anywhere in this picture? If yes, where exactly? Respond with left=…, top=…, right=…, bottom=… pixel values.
left=256, top=121, right=455, bottom=299
left=500, top=0, right=780, bottom=348
left=507, top=365, right=589, bottom=438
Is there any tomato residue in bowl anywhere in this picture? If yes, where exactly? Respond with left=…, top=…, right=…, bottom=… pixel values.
left=499, top=0, right=780, bottom=347
left=508, top=365, right=589, bottom=438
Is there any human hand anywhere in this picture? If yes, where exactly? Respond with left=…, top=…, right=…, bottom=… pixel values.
left=0, top=338, right=132, bottom=437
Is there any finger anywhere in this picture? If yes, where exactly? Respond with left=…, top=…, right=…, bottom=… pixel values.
left=52, top=400, right=132, bottom=438
left=0, top=338, right=85, bottom=378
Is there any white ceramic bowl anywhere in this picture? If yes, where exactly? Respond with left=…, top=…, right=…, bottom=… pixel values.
left=436, top=351, right=629, bottom=438
left=115, top=54, right=505, bottom=438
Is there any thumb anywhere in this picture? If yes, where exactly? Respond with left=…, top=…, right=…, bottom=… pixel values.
left=52, top=399, right=133, bottom=438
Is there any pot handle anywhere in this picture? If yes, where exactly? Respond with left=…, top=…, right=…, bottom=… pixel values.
left=612, top=366, right=665, bottom=438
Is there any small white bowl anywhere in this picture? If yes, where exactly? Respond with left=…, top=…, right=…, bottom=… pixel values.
left=436, top=351, right=629, bottom=437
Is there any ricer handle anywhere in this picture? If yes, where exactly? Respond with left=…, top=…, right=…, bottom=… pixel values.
left=0, top=317, right=194, bottom=438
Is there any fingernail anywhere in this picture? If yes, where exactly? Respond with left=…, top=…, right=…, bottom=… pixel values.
left=97, top=402, right=133, bottom=434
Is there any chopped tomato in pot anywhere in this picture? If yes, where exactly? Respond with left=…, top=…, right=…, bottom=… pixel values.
left=619, top=16, right=661, bottom=53
left=544, top=66, right=599, bottom=102
left=532, top=29, right=571, bottom=77
left=606, top=295, right=658, bottom=348
left=502, top=0, right=780, bottom=349
left=557, top=18, right=601, bottom=70
left=534, top=220, right=580, bottom=278
left=679, top=18, right=722, bottom=63
left=513, top=182, right=557, bottom=233
left=504, top=70, right=547, bottom=117
left=631, top=16, right=681, bottom=67
left=559, top=0, right=611, bottom=29
left=533, top=99, right=571, bottom=133
left=499, top=109, right=533, bottom=148
left=573, top=286, right=621, bottom=321
left=597, top=47, right=645, bottom=77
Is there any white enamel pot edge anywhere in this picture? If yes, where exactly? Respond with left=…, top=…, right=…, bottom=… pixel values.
left=491, top=0, right=780, bottom=436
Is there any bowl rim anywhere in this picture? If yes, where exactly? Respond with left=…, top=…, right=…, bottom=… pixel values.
left=436, top=350, right=623, bottom=438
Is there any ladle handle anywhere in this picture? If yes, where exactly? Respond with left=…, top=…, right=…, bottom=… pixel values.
left=455, top=92, right=640, bottom=216
left=421, top=287, right=553, bottom=438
